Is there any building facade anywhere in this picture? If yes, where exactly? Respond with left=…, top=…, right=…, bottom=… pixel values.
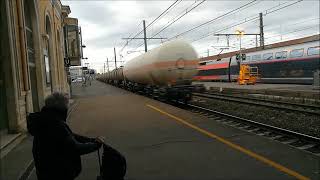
left=64, top=17, right=82, bottom=66
left=0, top=0, right=80, bottom=134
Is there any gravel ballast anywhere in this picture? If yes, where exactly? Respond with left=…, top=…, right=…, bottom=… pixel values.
left=191, top=96, right=320, bottom=138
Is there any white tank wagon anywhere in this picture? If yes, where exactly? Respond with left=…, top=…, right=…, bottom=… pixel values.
left=113, top=67, right=124, bottom=85
left=98, top=39, right=204, bottom=103
left=123, top=39, right=199, bottom=86
left=101, top=67, right=124, bottom=86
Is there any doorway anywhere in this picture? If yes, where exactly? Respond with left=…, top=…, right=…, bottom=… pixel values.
left=0, top=0, right=8, bottom=130
left=0, top=63, right=8, bottom=130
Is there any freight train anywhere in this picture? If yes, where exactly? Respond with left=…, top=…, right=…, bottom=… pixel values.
left=194, top=35, right=320, bottom=84
left=98, top=39, right=201, bottom=102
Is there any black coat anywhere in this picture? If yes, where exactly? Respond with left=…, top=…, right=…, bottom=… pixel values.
left=27, top=106, right=101, bottom=180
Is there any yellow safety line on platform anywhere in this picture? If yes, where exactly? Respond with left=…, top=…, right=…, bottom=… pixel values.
left=146, top=104, right=310, bottom=180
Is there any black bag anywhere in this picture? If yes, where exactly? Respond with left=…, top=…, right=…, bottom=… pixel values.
left=97, top=144, right=127, bottom=180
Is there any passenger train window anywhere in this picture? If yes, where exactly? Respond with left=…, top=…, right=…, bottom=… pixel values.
left=275, top=51, right=287, bottom=59
left=290, top=48, right=304, bottom=58
left=263, top=53, right=273, bottom=60
left=307, top=46, right=320, bottom=56
left=246, top=56, right=250, bottom=61
left=252, top=54, right=261, bottom=60
left=282, top=51, right=287, bottom=58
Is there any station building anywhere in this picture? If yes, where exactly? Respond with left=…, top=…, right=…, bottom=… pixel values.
left=0, top=0, right=81, bottom=138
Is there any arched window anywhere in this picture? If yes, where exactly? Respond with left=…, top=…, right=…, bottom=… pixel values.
left=44, top=15, right=52, bottom=87
left=24, top=0, right=39, bottom=111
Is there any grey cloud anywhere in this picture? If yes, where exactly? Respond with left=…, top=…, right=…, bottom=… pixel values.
left=62, top=1, right=319, bottom=72
left=64, top=1, right=110, bottom=22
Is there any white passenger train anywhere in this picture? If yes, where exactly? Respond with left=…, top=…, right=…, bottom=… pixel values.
left=195, top=35, right=320, bottom=84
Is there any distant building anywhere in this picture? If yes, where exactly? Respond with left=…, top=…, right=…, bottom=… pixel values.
left=69, top=66, right=83, bottom=79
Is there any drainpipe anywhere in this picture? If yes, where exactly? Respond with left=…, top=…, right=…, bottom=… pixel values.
left=16, top=0, right=29, bottom=91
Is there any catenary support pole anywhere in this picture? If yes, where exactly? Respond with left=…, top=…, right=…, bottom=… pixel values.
left=114, top=47, right=117, bottom=69
left=143, top=20, right=147, bottom=52
left=259, top=13, right=265, bottom=48
left=106, top=57, right=109, bottom=72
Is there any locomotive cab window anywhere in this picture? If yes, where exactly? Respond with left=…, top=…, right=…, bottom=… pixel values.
left=263, top=53, right=273, bottom=60
left=275, top=51, right=287, bottom=59
left=290, top=48, right=304, bottom=58
left=307, top=46, right=320, bottom=56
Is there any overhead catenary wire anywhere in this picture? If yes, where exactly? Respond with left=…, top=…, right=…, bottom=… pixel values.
left=147, top=0, right=182, bottom=31
left=190, top=0, right=304, bottom=43
left=193, top=0, right=307, bottom=56
left=239, top=21, right=319, bottom=46
left=119, top=0, right=180, bottom=54
left=264, top=0, right=303, bottom=15
left=228, top=16, right=319, bottom=49
left=135, top=0, right=206, bottom=50
left=154, top=0, right=206, bottom=37
left=230, top=26, right=318, bottom=50
left=135, top=0, right=302, bottom=50
left=263, top=17, right=320, bottom=31
left=208, top=25, right=318, bottom=54
left=168, top=0, right=259, bottom=41
left=150, top=0, right=198, bottom=37
left=119, top=21, right=143, bottom=52
left=203, top=20, right=318, bottom=55
left=264, top=25, right=319, bottom=41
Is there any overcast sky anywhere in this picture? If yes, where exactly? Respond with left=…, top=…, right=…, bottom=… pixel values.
left=62, top=0, right=319, bottom=73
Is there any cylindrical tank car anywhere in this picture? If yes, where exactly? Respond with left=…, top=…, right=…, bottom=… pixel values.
left=99, top=39, right=200, bottom=102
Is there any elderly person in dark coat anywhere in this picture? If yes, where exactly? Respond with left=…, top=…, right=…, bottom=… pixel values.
left=27, top=92, right=104, bottom=180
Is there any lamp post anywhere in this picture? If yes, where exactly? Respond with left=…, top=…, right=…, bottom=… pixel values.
left=235, top=30, right=244, bottom=51
left=235, top=30, right=245, bottom=64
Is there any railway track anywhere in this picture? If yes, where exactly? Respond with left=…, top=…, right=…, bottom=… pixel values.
left=100, top=81, right=320, bottom=156
left=181, top=102, right=320, bottom=156
left=193, top=92, right=320, bottom=116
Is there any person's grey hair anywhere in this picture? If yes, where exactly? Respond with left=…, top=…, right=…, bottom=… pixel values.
left=45, top=92, right=69, bottom=110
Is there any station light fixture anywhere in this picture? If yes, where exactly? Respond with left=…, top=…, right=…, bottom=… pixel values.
left=235, top=30, right=245, bottom=36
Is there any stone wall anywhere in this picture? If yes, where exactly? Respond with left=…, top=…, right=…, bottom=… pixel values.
left=1, top=0, right=76, bottom=133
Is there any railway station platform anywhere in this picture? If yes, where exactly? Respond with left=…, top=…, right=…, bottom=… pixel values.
left=6, top=80, right=319, bottom=180
left=193, top=82, right=320, bottom=100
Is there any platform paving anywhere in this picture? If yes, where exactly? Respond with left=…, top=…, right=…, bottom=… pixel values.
left=7, top=80, right=319, bottom=180
left=193, top=82, right=320, bottom=99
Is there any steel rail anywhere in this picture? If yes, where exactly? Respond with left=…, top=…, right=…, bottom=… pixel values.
left=185, top=103, right=320, bottom=143
left=193, top=93, right=320, bottom=116
left=201, top=92, right=320, bottom=109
